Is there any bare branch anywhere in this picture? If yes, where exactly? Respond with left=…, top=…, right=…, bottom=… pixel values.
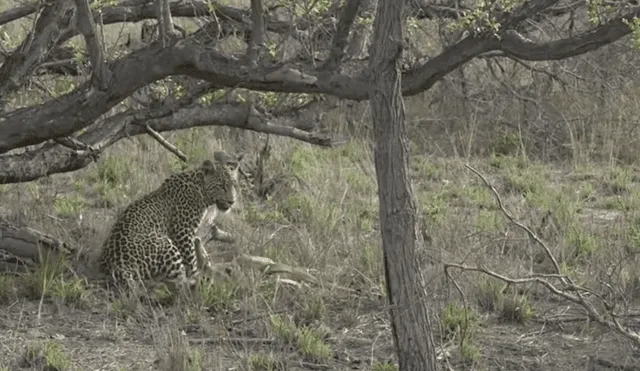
left=404, top=8, right=638, bottom=95
left=322, top=0, right=362, bottom=71
left=245, top=0, right=266, bottom=67
left=458, top=164, right=640, bottom=347
left=445, top=262, right=640, bottom=347
left=156, top=0, right=178, bottom=46
left=0, top=2, right=38, bottom=26
left=0, top=0, right=76, bottom=100
left=54, top=136, right=93, bottom=151
left=0, top=102, right=346, bottom=184
left=143, top=124, right=187, bottom=162
left=495, top=0, right=562, bottom=30
left=465, top=164, right=562, bottom=274
left=0, top=217, right=75, bottom=270
left=73, top=0, right=111, bottom=90
left=0, top=40, right=365, bottom=155
left=498, top=12, right=639, bottom=60
left=2, top=5, right=638, bottom=154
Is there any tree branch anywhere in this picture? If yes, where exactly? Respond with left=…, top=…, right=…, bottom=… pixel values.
left=144, top=123, right=187, bottom=161
left=0, top=0, right=485, bottom=29
left=156, top=0, right=178, bottom=46
left=403, top=7, right=638, bottom=95
left=322, top=0, right=362, bottom=71
left=495, top=0, right=562, bottom=30
left=0, top=0, right=331, bottom=91
left=403, top=34, right=497, bottom=95
left=0, top=0, right=76, bottom=100
left=0, top=2, right=38, bottom=26
left=245, top=0, right=266, bottom=67
left=0, top=102, right=345, bottom=184
left=498, top=11, right=639, bottom=60
left=0, top=217, right=75, bottom=271
left=0, top=39, right=366, bottom=155
left=1, top=7, right=637, bottom=154
left=73, top=0, right=111, bottom=90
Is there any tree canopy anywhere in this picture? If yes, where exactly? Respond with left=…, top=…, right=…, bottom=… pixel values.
left=0, top=0, right=638, bottom=184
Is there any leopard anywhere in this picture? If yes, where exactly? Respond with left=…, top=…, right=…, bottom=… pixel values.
left=97, top=151, right=244, bottom=294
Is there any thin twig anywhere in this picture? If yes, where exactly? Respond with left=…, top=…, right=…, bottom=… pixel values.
left=54, top=136, right=93, bottom=151
left=449, top=164, right=640, bottom=347
left=188, top=337, right=275, bottom=346
left=143, top=124, right=187, bottom=162
left=465, top=164, right=562, bottom=275
left=444, top=262, right=640, bottom=346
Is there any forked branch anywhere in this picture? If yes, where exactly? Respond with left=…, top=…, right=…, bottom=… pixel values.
left=322, top=0, right=362, bottom=71
left=0, top=102, right=347, bottom=184
left=0, top=0, right=76, bottom=99
left=444, top=165, right=640, bottom=348
left=445, top=261, right=640, bottom=347
left=465, top=164, right=561, bottom=275
left=73, top=0, right=111, bottom=90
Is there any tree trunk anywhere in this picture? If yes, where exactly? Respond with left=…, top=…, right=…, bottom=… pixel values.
left=369, top=0, right=439, bottom=370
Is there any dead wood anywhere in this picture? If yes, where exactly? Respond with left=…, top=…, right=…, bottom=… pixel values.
left=0, top=217, right=74, bottom=272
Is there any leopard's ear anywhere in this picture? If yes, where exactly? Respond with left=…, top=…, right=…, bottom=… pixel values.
left=214, top=151, right=242, bottom=170
left=201, top=159, right=215, bottom=174
left=213, top=151, right=226, bottom=164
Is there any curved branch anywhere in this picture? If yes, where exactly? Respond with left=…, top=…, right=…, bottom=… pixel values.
left=402, top=0, right=570, bottom=95
left=0, top=102, right=344, bottom=184
left=1, top=7, right=637, bottom=154
left=499, top=11, right=638, bottom=60
left=404, top=7, right=637, bottom=95
left=0, top=39, right=367, bottom=154
left=403, top=35, right=498, bottom=95
left=0, top=2, right=38, bottom=26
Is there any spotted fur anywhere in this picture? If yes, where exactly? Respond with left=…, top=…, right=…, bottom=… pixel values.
left=98, top=152, right=243, bottom=293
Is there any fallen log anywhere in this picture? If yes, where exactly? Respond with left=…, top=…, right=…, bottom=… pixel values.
left=0, top=217, right=75, bottom=273
left=0, top=214, right=235, bottom=274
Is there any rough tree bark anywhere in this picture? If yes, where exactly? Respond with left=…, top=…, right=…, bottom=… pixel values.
left=369, top=0, right=438, bottom=370
left=0, top=217, right=75, bottom=273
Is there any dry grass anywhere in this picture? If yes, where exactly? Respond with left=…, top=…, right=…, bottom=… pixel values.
left=2, top=128, right=640, bottom=370
left=3, top=2, right=640, bottom=369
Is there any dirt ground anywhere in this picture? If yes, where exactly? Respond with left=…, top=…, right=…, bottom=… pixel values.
left=3, top=142, right=640, bottom=370
left=2, top=274, right=640, bottom=370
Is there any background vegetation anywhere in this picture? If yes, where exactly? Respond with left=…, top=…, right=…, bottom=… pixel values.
left=2, top=0, right=640, bottom=369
